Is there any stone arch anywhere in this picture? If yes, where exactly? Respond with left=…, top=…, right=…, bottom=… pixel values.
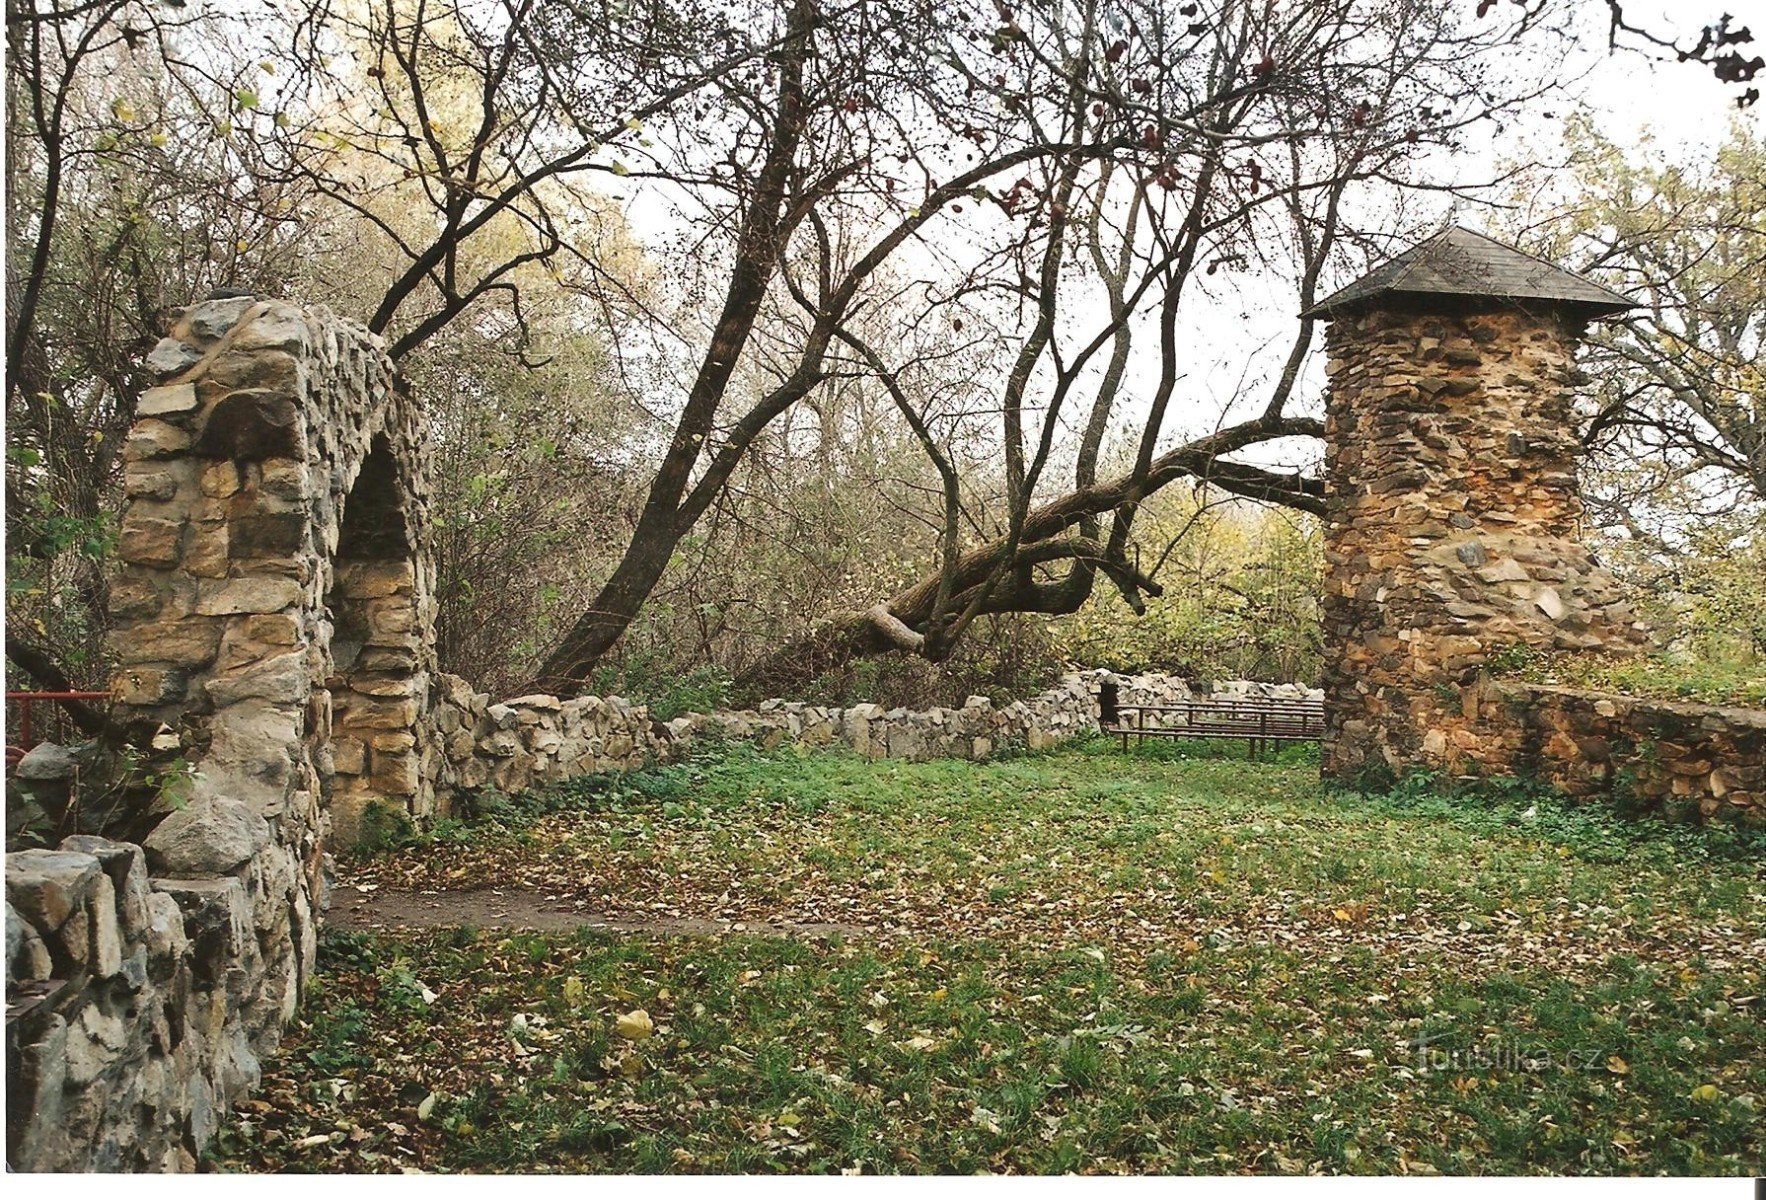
left=107, top=296, right=443, bottom=862
left=321, top=432, right=434, bottom=842
left=1, top=296, right=456, bottom=1171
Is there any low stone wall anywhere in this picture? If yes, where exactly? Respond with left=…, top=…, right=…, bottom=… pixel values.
left=1463, top=683, right=1764, bottom=824
left=426, top=671, right=1321, bottom=809
left=1335, top=674, right=1764, bottom=824
left=7, top=820, right=314, bottom=1170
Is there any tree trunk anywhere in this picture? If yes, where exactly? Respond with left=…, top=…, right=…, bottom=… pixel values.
left=527, top=510, right=680, bottom=695
left=734, top=420, right=1323, bottom=697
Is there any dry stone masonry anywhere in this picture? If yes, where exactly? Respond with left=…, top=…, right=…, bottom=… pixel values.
left=425, top=672, right=1319, bottom=812
left=108, top=296, right=444, bottom=846
left=9, top=295, right=441, bottom=1170
left=1465, top=683, right=1764, bottom=822
left=1312, top=227, right=1759, bottom=820
left=1318, top=301, right=1651, bottom=771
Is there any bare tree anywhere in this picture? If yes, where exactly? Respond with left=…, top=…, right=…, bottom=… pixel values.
left=5, top=0, right=304, bottom=689
left=732, top=0, right=1561, bottom=694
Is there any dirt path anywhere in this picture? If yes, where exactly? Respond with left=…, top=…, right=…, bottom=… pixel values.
left=328, top=884, right=868, bottom=939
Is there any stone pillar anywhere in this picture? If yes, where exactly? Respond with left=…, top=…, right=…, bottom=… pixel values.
left=1317, top=301, right=1650, bottom=783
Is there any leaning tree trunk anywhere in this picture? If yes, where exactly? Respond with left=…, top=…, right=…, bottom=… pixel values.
left=735, top=418, right=1327, bottom=697
left=528, top=515, right=679, bottom=696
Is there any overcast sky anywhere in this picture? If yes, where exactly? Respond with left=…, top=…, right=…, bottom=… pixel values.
left=1574, top=0, right=1765, bottom=148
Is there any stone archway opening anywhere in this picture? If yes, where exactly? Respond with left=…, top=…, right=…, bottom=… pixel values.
left=323, top=434, right=425, bottom=844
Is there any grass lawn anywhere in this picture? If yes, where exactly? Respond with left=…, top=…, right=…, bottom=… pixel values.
left=210, top=740, right=1765, bottom=1175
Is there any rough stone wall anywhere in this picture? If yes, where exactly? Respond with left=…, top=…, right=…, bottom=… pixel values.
left=6, top=297, right=439, bottom=1171
left=7, top=839, right=272, bottom=1169
left=1458, top=683, right=1763, bottom=824
left=1317, top=304, right=1652, bottom=782
left=424, top=672, right=1323, bottom=811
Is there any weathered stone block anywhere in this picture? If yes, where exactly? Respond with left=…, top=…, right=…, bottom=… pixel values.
left=200, top=460, right=243, bottom=498
left=196, top=576, right=304, bottom=616
left=140, top=382, right=200, bottom=416
left=229, top=305, right=311, bottom=353
left=348, top=672, right=414, bottom=698
left=117, top=517, right=185, bottom=568
left=60, top=835, right=152, bottom=938
left=7, top=849, right=103, bottom=932
left=142, top=891, right=188, bottom=959
left=127, top=419, right=196, bottom=463
left=124, top=466, right=185, bottom=502
left=152, top=876, right=250, bottom=968
left=258, top=457, right=311, bottom=501
left=11, top=1013, right=71, bottom=1165
left=183, top=520, right=231, bottom=577
left=147, top=337, right=204, bottom=378
left=7, top=900, right=54, bottom=982
left=176, top=295, right=257, bottom=341
left=371, top=749, right=420, bottom=795
left=144, top=795, right=272, bottom=878
left=226, top=510, right=307, bottom=557
left=204, top=650, right=307, bottom=706
left=113, top=666, right=188, bottom=706
left=111, top=618, right=222, bottom=668
left=336, top=561, right=414, bottom=598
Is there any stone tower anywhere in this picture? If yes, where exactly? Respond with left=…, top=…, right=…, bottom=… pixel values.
left=1309, top=226, right=1651, bottom=783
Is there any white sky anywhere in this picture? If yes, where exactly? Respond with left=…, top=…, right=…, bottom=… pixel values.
left=1571, top=0, right=1766, bottom=147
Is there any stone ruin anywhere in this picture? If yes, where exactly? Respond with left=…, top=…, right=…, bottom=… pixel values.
left=106, top=296, right=445, bottom=847
left=1313, top=227, right=1761, bottom=816
left=6, top=231, right=1763, bottom=1172
left=8, top=295, right=440, bottom=1169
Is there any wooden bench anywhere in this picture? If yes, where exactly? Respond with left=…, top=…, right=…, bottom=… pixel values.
left=1099, top=684, right=1324, bottom=758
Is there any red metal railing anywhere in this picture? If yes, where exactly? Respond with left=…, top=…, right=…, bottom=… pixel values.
left=6, top=690, right=110, bottom=768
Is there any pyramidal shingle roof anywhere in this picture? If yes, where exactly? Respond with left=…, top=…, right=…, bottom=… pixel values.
left=1301, top=226, right=1635, bottom=319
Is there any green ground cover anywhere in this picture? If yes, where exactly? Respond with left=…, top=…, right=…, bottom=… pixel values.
left=211, top=741, right=1764, bottom=1175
